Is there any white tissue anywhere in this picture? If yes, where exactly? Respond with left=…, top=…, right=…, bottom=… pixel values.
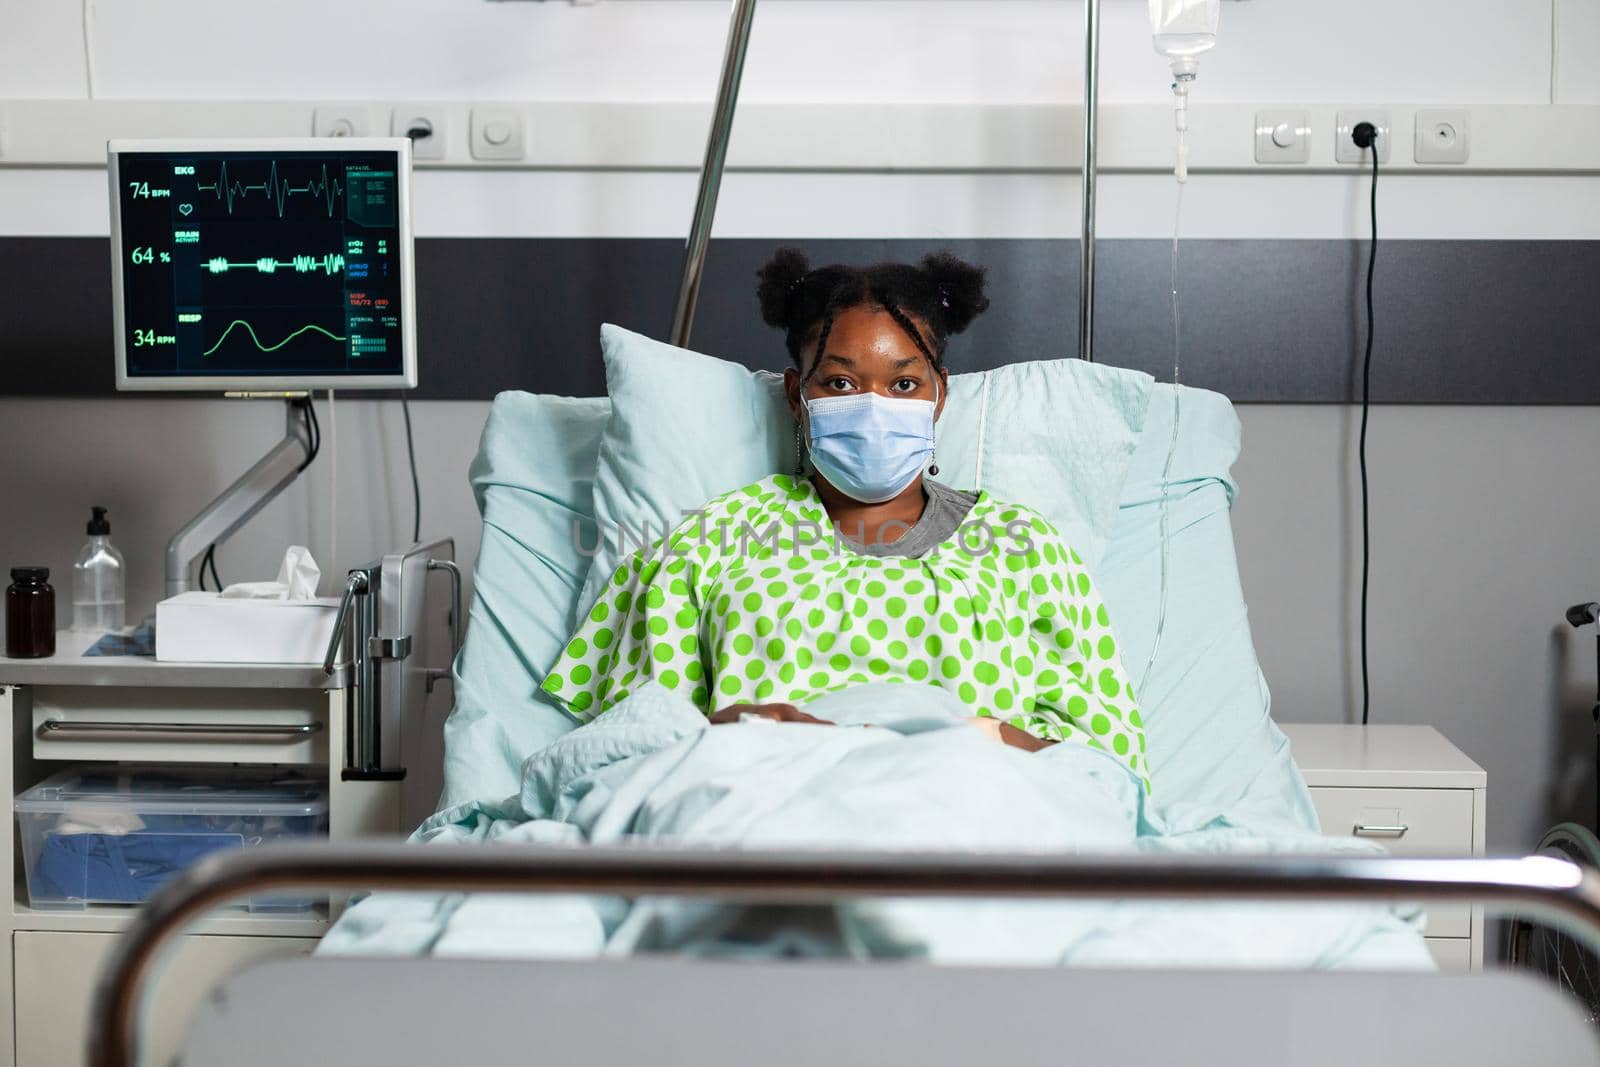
left=219, top=545, right=323, bottom=600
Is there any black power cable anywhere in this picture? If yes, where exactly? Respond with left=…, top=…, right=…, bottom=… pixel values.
left=1352, top=121, right=1380, bottom=726
left=297, top=395, right=321, bottom=471
left=199, top=543, right=222, bottom=592
left=400, top=393, right=421, bottom=544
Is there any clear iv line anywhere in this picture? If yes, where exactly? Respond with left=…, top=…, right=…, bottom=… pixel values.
left=1137, top=141, right=1186, bottom=698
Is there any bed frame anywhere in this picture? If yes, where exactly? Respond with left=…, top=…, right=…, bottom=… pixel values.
left=89, top=844, right=1600, bottom=1065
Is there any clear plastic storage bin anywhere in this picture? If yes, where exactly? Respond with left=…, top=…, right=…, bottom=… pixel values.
left=16, top=765, right=328, bottom=912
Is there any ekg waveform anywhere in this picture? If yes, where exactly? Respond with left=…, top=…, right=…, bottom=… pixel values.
left=202, top=254, right=346, bottom=275
left=201, top=320, right=348, bottom=358
left=195, top=160, right=346, bottom=218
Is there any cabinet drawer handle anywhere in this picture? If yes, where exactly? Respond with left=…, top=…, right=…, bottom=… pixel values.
left=1353, top=823, right=1410, bottom=837
left=38, top=720, right=323, bottom=743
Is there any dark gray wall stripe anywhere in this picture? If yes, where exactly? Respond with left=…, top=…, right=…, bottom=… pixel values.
left=3, top=236, right=1597, bottom=403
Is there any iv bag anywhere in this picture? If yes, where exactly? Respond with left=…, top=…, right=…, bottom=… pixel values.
left=1150, top=0, right=1219, bottom=65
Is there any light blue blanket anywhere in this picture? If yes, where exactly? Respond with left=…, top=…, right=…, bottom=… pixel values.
left=324, top=684, right=1431, bottom=969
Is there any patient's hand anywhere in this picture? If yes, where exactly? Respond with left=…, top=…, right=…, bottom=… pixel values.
left=965, top=716, right=1056, bottom=752
left=711, top=703, right=835, bottom=726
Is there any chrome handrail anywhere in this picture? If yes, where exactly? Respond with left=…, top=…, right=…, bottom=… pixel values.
left=90, top=845, right=1600, bottom=1067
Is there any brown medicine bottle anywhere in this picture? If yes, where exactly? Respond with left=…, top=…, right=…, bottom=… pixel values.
left=6, top=568, right=56, bottom=659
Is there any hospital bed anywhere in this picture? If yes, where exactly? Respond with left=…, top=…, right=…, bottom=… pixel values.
left=84, top=2, right=1600, bottom=1061
left=80, top=333, right=1600, bottom=1063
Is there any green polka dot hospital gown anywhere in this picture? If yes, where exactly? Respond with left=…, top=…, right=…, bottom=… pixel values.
left=543, top=474, right=1150, bottom=792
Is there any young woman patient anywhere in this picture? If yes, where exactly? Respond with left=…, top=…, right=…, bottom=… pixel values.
left=543, top=248, right=1150, bottom=792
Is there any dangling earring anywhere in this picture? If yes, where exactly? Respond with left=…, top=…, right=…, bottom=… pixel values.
left=928, top=447, right=940, bottom=478
left=794, top=423, right=806, bottom=476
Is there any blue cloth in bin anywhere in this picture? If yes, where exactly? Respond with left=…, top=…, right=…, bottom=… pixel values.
left=31, top=820, right=240, bottom=904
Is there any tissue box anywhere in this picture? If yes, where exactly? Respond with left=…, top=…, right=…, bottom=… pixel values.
left=156, top=592, right=342, bottom=664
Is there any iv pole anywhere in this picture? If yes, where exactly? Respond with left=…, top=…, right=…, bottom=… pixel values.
left=668, top=0, right=1103, bottom=364
left=670, top=0, right=759, bottom=349
left=1079, top=0, right=1100, bottom=363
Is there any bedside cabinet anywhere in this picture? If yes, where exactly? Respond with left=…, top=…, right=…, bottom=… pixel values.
left=1280, top=724, right=1487, bottom=973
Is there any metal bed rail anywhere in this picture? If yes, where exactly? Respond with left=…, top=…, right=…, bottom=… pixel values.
left=90, top=844, right=1600, bottom=1067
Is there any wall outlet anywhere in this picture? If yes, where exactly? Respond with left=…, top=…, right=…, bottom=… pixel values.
left=471, top=108, right=526, bottom=161
left=1415, top=108, right=1470, bottom=164
left=313, top=106, right=373, bottom=139
left=391, top=106, right=450, bottom=161
left=1335, top=110, right=1391, bottom=164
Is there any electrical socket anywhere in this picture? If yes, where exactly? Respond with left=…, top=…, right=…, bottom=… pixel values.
left=390, top=106, right=450, bottom=161
left=1335, top=110, right=1391, bottom=164
left=1415, top=108, right=1470, bottom=164
left=313, top=106, right=373, bottom=139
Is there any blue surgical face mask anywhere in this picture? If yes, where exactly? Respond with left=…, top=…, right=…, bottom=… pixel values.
left=802, top=379, right=939, bottom=504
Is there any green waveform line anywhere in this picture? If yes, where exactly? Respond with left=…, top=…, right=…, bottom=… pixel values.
left=194, top=160, right=345, bottom=218
left=203, top=254, right=346, bottom=275
left=201, top=320, right=347, bottom=358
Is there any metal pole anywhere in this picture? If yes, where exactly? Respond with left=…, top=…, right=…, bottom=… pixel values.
left=670, top=0, right=759, bottom=349
left=89, top=845, right=1600, bottom=1067
left=1078, top=0, right=1101, bottom=362
left=164, top=399, right=312, bottom=597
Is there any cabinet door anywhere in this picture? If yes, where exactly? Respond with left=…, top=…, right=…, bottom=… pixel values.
left=14, top=931, right=313, bottom=1067
left=1426, top=938, right=1472, bottom=973
left=1305, top=786, right=1476, bottom=936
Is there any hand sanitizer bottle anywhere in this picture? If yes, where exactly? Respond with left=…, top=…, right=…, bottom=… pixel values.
left=72, top=507, right=125, bottom=633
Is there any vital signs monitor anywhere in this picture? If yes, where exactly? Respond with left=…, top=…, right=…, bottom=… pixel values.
left=109, top=138, right=417, bottom=391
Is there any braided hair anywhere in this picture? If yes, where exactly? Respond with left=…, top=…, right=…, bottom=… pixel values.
left=756, top=248, right=990, bottom=381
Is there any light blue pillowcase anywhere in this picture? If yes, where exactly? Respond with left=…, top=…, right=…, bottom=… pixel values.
left=438, top=391, right=608, bottom=812
left=1095, top=385, right=1316, bottom=831
left=579, top=324, right=1154, bottom=614
left=935, top=359, right=1156, bottom=561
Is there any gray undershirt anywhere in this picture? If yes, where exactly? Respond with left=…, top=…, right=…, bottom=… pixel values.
left=840, top=478, right=979, bottom=559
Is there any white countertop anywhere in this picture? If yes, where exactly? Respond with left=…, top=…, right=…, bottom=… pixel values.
left=1280, top=723, right=1487, bottom=789
left=0, top=630, right=348, bottom=689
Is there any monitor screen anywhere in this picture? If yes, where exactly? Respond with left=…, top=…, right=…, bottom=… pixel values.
left=110, top=138, right=416, bottom=391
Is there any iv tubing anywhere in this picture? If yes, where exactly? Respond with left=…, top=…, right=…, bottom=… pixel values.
left=1137, top=58, right=1200, bottom=695
left=1138, top=164, right=1186, bottom=697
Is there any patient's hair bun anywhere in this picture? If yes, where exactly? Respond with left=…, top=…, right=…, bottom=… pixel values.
left=756, top=246, right=812, bottom=329
left=754, top=245, right=991, bottom=369
left=919, top=251, right=990, bottom=336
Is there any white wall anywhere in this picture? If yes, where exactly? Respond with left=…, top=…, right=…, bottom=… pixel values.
left=2, top=0, right=1589, bottom=105
left=3, top=0, right=1599, bottom=856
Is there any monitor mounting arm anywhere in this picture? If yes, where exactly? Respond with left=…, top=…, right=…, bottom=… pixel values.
left=165, top=399, right=313, bottom=598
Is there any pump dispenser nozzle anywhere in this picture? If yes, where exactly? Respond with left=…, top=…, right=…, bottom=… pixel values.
left=87, top=506, right=110, bottom=536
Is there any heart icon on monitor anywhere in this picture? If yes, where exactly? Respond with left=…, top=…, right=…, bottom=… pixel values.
left=178, top=203, right=193, bottom=216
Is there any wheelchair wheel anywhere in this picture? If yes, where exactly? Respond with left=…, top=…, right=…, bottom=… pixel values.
left=1508, top=822, right=1600, bottom=1024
